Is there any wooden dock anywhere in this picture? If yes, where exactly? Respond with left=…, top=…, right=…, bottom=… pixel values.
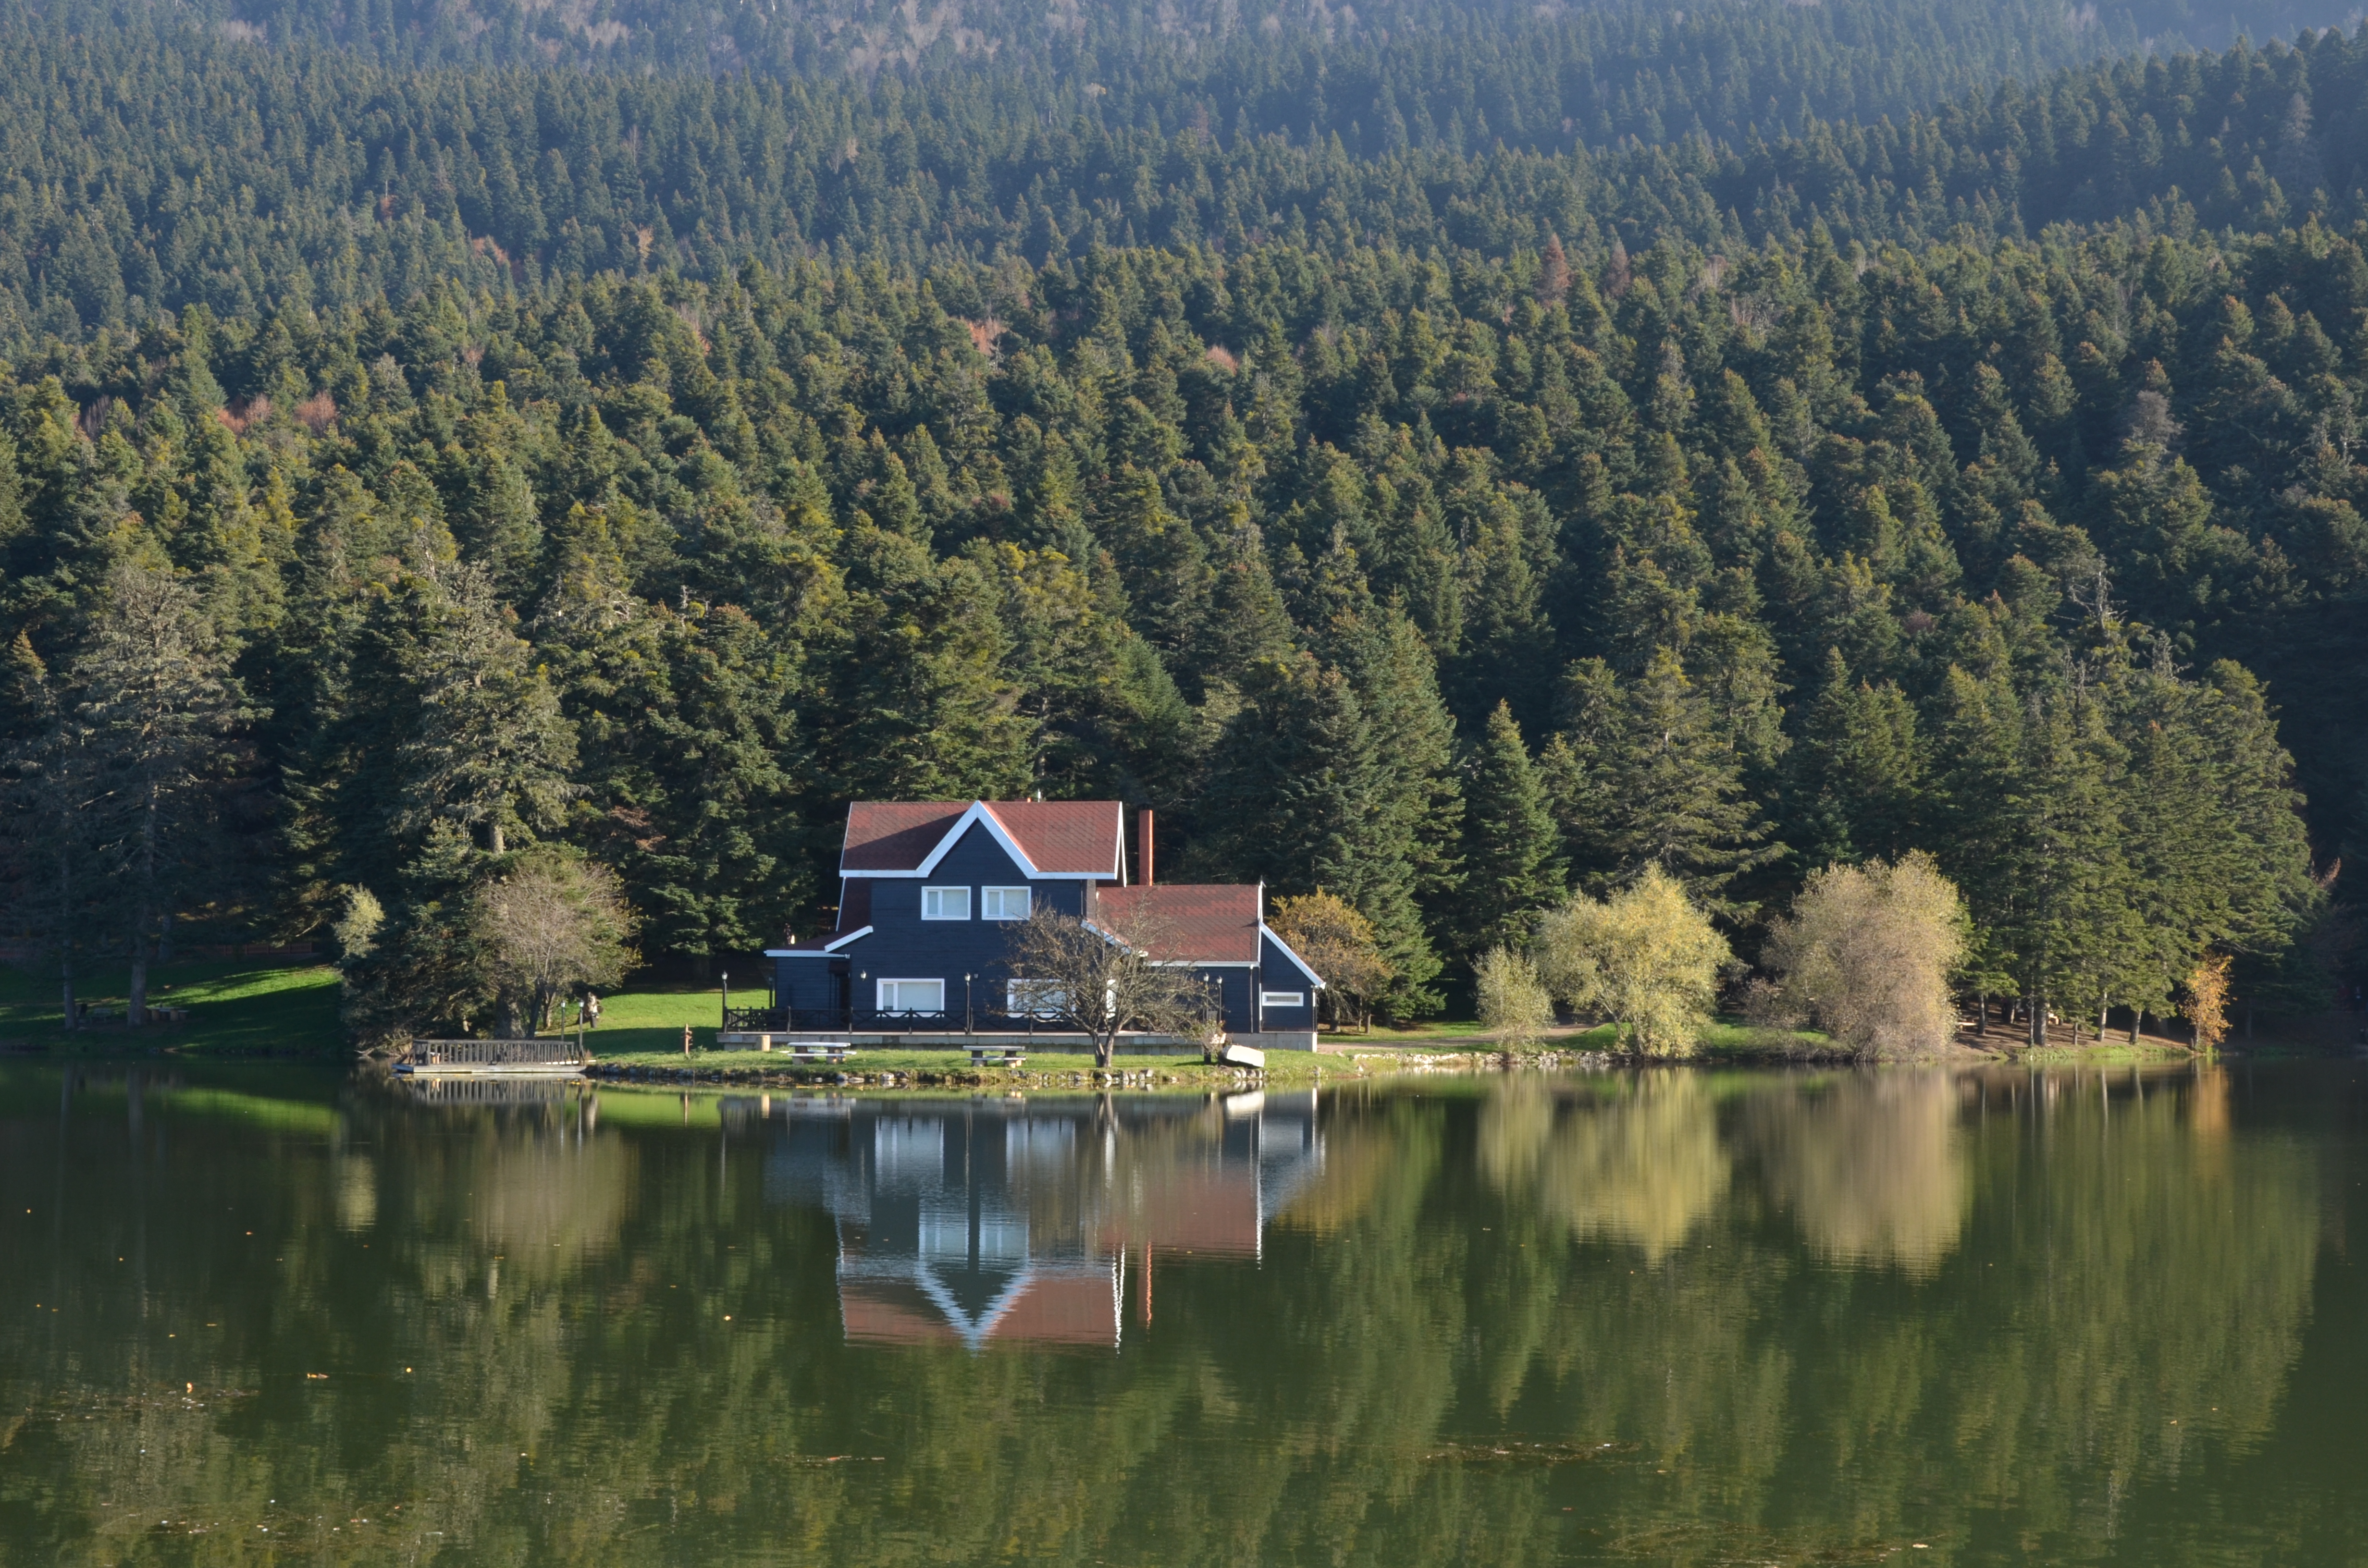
left=396, top=1038, right=588, bottom=1077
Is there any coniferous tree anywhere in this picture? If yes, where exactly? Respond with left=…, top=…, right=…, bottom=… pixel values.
left=1461, top=700, right=1565, bottom=958
left=72, top=560, right=249, bottom=1025
left=1196, top=656, right=1439, bottom=1012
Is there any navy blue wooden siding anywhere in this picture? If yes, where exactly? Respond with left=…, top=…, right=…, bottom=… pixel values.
left=776, top=822, right=1094, bottom=1018
left=1199, top=966, right=1254, bottom=1033
left=1256, top=931, right=1319, bottom=1030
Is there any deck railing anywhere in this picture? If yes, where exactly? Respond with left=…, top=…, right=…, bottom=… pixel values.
left=719, top=1006, right=1217, bottom=1040
left=400, top=1038, right=588, bottom=1067
left=721, top=1005, right=1073, bottom=1037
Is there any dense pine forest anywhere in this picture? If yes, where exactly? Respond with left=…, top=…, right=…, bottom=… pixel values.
left=2, top=0, right=2362, bottom=1039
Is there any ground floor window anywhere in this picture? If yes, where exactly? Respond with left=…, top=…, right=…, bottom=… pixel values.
left=1261, top=991, right=1306, bottom=1008
left=1007, top=980, right=1067, bottom=1017
left=877, top=979, right=946, bottom=1013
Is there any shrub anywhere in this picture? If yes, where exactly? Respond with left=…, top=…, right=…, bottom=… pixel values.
left=1534, top=866, right=1728, bottom=1056
left=1475, top=945, right=1554, bottom=1052
left=1762, top=853, right=1967, bottom=1057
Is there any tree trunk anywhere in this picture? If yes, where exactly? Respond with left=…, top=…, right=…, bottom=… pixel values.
left=2027, top=990, right=2047, bottom=1048
left=156, top=910, right=173, bottom=966
left=127, top=779, right=160, bottom=1028
left=1095, top=1031, right=1116, bottom=1071
left=1974, top=993, right=1986, bottom=1037
left=2129, top=1010, right=2142, bottom=1045
left=489, top=821, right=505, bottom=856
left=60, top=952, right=76, bottom=1033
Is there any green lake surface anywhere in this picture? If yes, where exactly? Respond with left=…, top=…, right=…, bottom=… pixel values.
left=2, top=1059, right=2364, bottom=1564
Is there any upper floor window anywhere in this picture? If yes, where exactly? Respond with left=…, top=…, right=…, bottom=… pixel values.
left=981, top=886, right=1032, bottom=921
left=1261, top=991, right=1307, bottom=1008
left=922, top=885, right=970, bottom=920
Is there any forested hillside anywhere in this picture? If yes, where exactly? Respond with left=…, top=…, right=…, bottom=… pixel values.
left=0, top=0, right=2357, bottom=1037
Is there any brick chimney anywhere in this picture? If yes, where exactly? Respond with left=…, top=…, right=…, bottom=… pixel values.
left=1138, top=808, right=1155, bottom=887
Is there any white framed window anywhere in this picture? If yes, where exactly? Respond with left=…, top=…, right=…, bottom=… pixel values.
left=981, top=886, right=1032, bottom=921
left=921, top=885, right=970, bottom=920
left=877, top=979, right=946, bottom=1014
left=1261, top=991, right=1306, bottom=1008
left=1007, top=979, right=1068, bottom=1017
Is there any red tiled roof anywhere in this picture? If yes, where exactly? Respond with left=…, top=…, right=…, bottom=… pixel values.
left=1095, top=884, right=1261, bottom=964
left=983, top=800, right=1123, bottom=875
left=839, top=800, right=1122, bottom=875
left=1094, top=1169, right=1262, bottom=1257
left=987, top=1274, right=1118, bottom=1348
left=840, top=1280, right=961, bottom=1346
left=841, top=802, right=970, bottom=870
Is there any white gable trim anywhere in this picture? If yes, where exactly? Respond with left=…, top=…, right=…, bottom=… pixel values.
left=844, top=801, right=1120, bottom=880
left=766, top=948, right=840, bottom=958
left=917, top=802, right=1032, bottom=876
left=1260, top=925, right=1327, bottom=989
left=822, top=925, right=874, bottom=952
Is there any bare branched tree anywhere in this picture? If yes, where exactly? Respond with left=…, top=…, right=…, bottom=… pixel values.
left=469, top=847, right=638, bottom=1035
left=1003, top=903, right=1217, bottom=1069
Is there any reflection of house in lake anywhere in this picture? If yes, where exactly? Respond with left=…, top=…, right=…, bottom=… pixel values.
left=753, top=1092, right=1321, bottom=1350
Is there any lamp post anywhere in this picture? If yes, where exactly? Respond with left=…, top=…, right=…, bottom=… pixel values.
left=721, top=970, right=730, bottom=1030
left=965, top=974, right=974, bottom=1037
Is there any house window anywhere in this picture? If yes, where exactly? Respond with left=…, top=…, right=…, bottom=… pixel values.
left=1007, top=979, right=1067, bottom=1017
left=1261, top=991, right=1306, bottom=1008
left=921, top=886, right=970, bottom=920
left=877, top=979, right=946, bottom=1014
left=981, top=886, right=1032, bottom=921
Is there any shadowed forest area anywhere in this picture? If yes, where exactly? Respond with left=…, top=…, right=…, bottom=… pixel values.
left=1, top=0, right=2364, bottom=1044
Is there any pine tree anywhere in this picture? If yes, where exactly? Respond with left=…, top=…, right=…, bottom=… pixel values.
left=1196, top=655, right=1438, bottom=1012
left=1461, top=700, right=1565, bottom=956
left=1557, top=647, right=1781, bottom=914
left=1788, top=647, right=1923, bottom=865
left=391, top=563, right=580, bottom=861
left=1991, top=675, right=2140, bottom=1044
left=816, top=522, right=1034, bottom=806
left=71, top=560, right=249, bottom=1025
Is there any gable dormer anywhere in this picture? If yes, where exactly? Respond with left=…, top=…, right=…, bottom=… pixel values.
left=839, top=800, right=1125, bottom=882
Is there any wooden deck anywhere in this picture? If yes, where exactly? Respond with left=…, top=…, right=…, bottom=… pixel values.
left=396, top=1038, right=588, bottom=1076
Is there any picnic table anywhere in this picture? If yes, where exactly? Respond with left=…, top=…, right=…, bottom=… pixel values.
left=790, top=1042, right=851, bottom=1066
left=969, top=1045, right=1027, bottom=1069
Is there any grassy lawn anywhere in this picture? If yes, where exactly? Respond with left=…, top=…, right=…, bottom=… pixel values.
left=1314, top=1017, right=1844, bottom=1060
left=585, top=1039, right=1333, bottom=1087
left=0, top=958, right=343, bottom=1055
left=0, top=961, right=1857, bottom=1077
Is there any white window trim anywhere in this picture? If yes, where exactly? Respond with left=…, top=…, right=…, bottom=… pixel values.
left=921, top=886, right=970, bottom=921
left=981, top=886, right=1032, bottom=921
left=876, top=978, right=947, bottom=1013
left=1261, top=991, right=1307, bottom=1008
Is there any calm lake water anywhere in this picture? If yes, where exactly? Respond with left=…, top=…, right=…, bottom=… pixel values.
left=2, top=1060, right=2365, bottom=1564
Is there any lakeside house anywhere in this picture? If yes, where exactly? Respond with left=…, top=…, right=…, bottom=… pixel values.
left=758, top=800, right=1324, bottom=1051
